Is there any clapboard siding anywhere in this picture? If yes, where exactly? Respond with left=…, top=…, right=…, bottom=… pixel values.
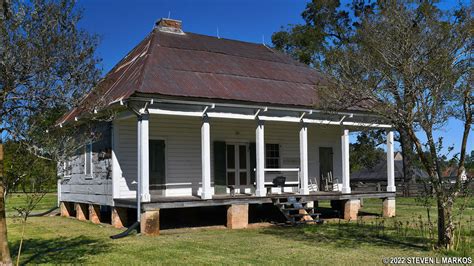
left=114, top=119, right=138, bottom=199
left=114, top=115, right=343, bottom=198
left=59, top=122, right=113, bottom=205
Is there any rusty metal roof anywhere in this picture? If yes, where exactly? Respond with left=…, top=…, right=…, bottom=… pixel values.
left=59, top=28, right=330, bottom=124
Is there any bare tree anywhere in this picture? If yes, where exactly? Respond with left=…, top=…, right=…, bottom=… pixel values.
left=0, top=0, right=101, bottom=263
left=320, top=1, right=472, bottom=249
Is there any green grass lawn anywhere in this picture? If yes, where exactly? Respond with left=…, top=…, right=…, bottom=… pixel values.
left=5, top=194, right=473, bottom=265
left=5, top=193, right=57, bottom=217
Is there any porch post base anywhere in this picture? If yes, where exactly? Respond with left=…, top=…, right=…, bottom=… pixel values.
left=75, top=203, right=88, bottom=221
left=227, top=204, right=248, bottom=229
left=140, top=210, right=160, bottom=236
left=141, top=193, right=151, bottom=203
left=299, top=188, right=309, bottom=195
left=255, top=189, right=266, bottom=197
left=111, top=207, right=128, bottom=229
left=343, top=199, right=360, bottom=221
left=60, top=202, right=74, bottom=217
left=89, top=204, right=101, bottom=224
left=383, top=197, right=396, bottom=217
left=200, top=191, right=213, bottom=200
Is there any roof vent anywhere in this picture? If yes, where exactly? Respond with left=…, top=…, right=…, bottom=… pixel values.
left=155, top=18, right=184, bottom=35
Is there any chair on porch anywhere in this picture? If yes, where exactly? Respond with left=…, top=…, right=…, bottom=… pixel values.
left=321, top=172, right=336, bottom=192
left=309, top=177, right=318, bottom=192
left=265, top=176, right=286, bottom=195
left=273, top=176, right=286, bottom=187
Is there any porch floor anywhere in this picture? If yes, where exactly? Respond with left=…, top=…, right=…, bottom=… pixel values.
left=114, top=191, right=395, bottom=210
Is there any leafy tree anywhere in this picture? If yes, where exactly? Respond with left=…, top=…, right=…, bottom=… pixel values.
left=323, top=1, right=471, bottom=249
left=272, top=0, right=419, bottom=195
left=3, top=140, right=57, bottom=265
left=0, top=0, right=101, bottom=263
left=464, top=150, right=474, bottom=171
left=273, top=1, right=472, bottom=250
left=350, top=131, right=385, bottom=172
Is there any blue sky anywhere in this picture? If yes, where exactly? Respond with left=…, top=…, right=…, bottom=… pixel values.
left=77, top=0, right=472, bottom=155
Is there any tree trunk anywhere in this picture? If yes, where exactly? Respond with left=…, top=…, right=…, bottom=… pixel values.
left=437, top=196, right=454, bottom=250
left=0, top=185, right=12, bottom=265
left=0, top=141, right=12, bottom=264
left=399, top=128, right=416, bottom=196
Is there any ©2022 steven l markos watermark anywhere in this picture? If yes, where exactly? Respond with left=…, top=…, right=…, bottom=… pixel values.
left=382, top=257, right=472, bottom=264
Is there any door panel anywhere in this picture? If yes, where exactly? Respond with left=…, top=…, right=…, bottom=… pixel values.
left=238, top=145, right=248, bottom=186
left=227, top=172, right=236, bottom=185
left=149, top=139, right=166, bottom=190
left=226, top=145, right=235, bottom=169
left=226, top=144, right=250, bottom=190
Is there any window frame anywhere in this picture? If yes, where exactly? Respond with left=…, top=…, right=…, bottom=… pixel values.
left=265, top=143, right=281, bottom=169
left=63, top=160, right=72, bottom=178
left=84, top=142, right=93, bottom=178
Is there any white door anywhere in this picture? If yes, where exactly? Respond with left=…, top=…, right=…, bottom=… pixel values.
left=226, top=143, right=250, bottom=191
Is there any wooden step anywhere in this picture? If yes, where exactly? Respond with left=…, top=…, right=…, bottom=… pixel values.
left=288, top=213, right=321, bottom=218
left=273, top=196, right=323, bottom=226
left=293, top=219, right=324, bottom=225
left=274, top=201, right=308, bottom=206
left=281, top=207, right=314, bottom=212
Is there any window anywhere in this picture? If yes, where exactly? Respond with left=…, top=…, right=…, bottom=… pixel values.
left=63, top=160, right=72, bottom=178
left=265, top=143, right=280, bottom=169
left=85, top=143, right=92, bottom=177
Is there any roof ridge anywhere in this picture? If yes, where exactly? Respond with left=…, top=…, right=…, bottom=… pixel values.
left=135, top=29, right=160, bottom=93
left=186, top=31, right=267, bottom=47
left=100, top=32, right=154, bottom=103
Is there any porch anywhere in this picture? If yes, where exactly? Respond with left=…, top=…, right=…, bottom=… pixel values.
left=112, top=98, right=397, bottom=202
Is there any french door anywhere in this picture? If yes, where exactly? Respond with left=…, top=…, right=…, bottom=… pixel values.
left=226, top=143, right=250, bottom=188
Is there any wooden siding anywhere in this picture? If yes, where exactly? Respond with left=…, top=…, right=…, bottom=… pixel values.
left=114, top=115, right=343, bottom=199
left=59, top=122, right=113, bottom=205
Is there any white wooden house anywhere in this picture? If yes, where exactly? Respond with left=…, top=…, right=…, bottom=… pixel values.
left=57, top=19, right=396, bottom=234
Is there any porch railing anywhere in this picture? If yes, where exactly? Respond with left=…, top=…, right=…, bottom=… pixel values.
left=263, top=168, right=300, bottom=189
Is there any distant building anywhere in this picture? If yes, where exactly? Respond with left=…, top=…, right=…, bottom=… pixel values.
left=351, top=152, right=429, bottom=182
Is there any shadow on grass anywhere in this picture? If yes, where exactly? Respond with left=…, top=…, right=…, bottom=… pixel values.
left=10, top=236, right=110, bottom=264
left=358, top=210, right=381, bottom=217
left=260, top=222, right=430, bottom=252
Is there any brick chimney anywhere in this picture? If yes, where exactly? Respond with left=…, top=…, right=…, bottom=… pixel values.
left=155, top=18, right=184, bottom=35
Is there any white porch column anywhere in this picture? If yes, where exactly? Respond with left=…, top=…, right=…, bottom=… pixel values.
left=138, top=114, right=150, bottom=202
left=255, top=120, right=266, bottom=197
left=299, top=123, right=309, bottom=195
left=201, top=116, right=213, bottom=199
left=386, top=131, right=396, bottom=192
left=341, top=129, right=351, bottom=194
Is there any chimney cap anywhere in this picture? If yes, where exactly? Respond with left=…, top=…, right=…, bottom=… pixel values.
left=155, top=18, right=184, bottom=35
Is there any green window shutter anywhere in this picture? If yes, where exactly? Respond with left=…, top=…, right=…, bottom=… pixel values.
left=213, top=141, right=226, bottom=194
left=149, top=140, right=166, bottom=187
left=249, top=142, right=256, bottom=184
